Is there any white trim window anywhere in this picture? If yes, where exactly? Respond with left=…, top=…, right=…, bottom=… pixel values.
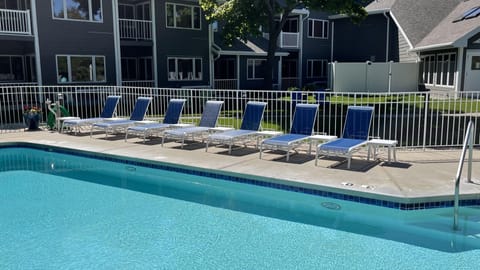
left=166, top=3, right=201, bottom=30
left=168, top=57, right=202, bottom=81
left=436, top=53, right=456, bottom=87
left=247, top=59, right=266, bottom=80
left=420, top=53, right=456, bottom=87
left=56, top=55, right=106, bottom=83
left=308, top=19, right=328, bottom=39
left=52, top=0, right=103, bottom=22
left=307, top=59, right=328, bottom=78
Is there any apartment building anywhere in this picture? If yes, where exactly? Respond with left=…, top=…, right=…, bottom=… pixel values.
left=0, top=0, right=211, bottom=88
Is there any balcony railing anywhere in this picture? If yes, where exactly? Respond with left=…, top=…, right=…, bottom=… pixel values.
left=0, top=9, right=31, bottom=35
left=121, top=80, right=155, bottom=88
left=279, top=32, right=299, bottom=48
left=214, top=79, right=238, bottom=90
left=119, top=19, right=152, bottom=40
left=281, top=77, right=299, bottom=90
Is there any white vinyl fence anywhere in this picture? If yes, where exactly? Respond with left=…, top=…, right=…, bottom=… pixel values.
left=331, top=62, right=419, bottom=93
left=1, top=85, right=479, bottom=149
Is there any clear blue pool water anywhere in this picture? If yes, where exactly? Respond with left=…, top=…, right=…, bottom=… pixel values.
left=0, top=147, right=479, bottom=269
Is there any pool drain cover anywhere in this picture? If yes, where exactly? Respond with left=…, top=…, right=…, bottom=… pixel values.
left=321, top=202, right=342, bottom=210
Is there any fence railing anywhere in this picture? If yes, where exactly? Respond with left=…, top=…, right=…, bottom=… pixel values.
left=1, top=85, right=479, bottom=149
left=118, top=19, right=152, bottom=40
left=0, top=9, right=31, bottom=35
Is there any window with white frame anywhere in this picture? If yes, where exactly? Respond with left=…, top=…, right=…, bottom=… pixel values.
left=166, top=3, right=201, bottom=30
left=52, top=0, right=102, bottom=22
left=56, top=55, right=105, bottom=83
left=247, top=59, right=266, bottom=80
left=308, top=19, right=328, bottom=39
left=168, top=57, right=202, bottom=81
left=420, top=53, right=456, bottom=87
left=307, top=59, right=328, bottom=78
left=436, top=53, right=456, bottom=87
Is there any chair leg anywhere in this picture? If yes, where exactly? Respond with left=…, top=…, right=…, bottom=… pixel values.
left=347, top=157, right=351, bottom=169
left=205, top=140, right=209, bottom=152
left=259, top=144, right=263, bottom=159
left=315, top=150, right=319, bottom=166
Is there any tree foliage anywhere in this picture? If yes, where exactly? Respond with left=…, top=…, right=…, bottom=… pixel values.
left=200, top=0, right=368, bottom=89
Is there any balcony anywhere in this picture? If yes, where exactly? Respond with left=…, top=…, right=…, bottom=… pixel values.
left=0, top=9, right=31, bottom=35
left=119, top=19, right=152, bottom=41
left=279, top=32, right=300, bottom=49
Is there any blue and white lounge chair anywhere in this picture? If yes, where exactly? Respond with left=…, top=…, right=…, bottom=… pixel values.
left=162, top=100, right=224, bottom=148
left=205, top=101, right=267, bottom=154
left=259, top=103, right=319, bottom=161
left=125, top=98, right=187, bottom=142
left=62, top=95, right=121, bottom=134
left=90, top=97, right=152, bottom=137
left=315, top=106, right=374, bottom=169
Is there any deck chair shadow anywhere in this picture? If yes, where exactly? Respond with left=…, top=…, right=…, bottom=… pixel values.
left=259, top=103, right=319, bottom=161
left=162, top=100, right=224, bottom=148
left=90, top=97, right=152, bottom=137
left=62, top=95, right=121, bottom=134
left=315, top=106, right=374, bottom=169
left=205, top=101, right=267, bottom=154
left=125, top=98, right=187, bottom=142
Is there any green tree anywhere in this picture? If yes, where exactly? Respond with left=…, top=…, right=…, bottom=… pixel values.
left=200, top=0, right=368, bottom=89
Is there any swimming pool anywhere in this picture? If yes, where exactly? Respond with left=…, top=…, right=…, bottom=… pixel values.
left=1, top=146, right=479, bottom=269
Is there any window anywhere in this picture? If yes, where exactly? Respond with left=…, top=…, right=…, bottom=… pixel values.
left=247, top=59, right=266, bottom=80
left=166, top=3, right=201, bottom=30
left=420, top=53, right=456, bottom=87
left=167, top=57, right=202, bottom=81
left=56, top=55, right=106, bottom=83
left=214, top=57, right=235, bottom=79
left=282, top=59, right=297, bottom=78
left=453, top=6, right=480, bottom=22
left=52, top=0, right=102, bottom=22
left=0, top=55, right=25, bottom=81
left=471, top=56, right=480, bottom=70
left=282, top=17, right=298, bottom=33
left=308, top=19, right=328, bottom=39
left=307, top=59, right=328, bottom=78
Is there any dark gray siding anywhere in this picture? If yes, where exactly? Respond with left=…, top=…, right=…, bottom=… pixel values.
left=34, top=0, right=116, bottom=85
left=155, top=0, right=210, bottom=88
left=301, top=10, right=330, bottom=87
left=332, top=14, right=391, bottom=62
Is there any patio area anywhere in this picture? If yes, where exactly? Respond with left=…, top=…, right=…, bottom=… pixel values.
left=2, top=129, right=479, bottom=205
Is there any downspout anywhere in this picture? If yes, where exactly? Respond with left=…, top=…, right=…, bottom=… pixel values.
left=209, top=23, right=213, bottom=88
left=298, top=11, right=310, bottom=89
left=30, top=0, right=42, bottom=86
left=330, top=21, right=334, bottom=62
left=112, top=0, right=122, bottom=86
left=151, top=0, right=158, bottom=87
left=383, top=11, right=390, bottom=62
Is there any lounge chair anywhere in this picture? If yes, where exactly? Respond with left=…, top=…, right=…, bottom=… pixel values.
left=62, top=95, right=121, bottom=134
left=90, top=97, right=152, bottom=137
left=259, top=103, right=319, bottom=161
left=124, top=98, right=187, bottom=142
left=315, top=106, right=374, bottom=169
left=162, top=100, right=224, bottom=148
left=205, top=101, right=267, bottom=154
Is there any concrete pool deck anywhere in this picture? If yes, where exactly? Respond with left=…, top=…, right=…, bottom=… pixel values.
left=1, top=129, right=480, bottom=204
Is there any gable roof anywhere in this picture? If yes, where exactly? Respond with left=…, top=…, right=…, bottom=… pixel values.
left=414, top=0, right=480, bottom=50
left=389, top=0, right=462, bottom=48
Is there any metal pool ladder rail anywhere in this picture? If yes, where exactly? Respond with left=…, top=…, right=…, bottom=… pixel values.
left=453, top=120, right=475, bottom=230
